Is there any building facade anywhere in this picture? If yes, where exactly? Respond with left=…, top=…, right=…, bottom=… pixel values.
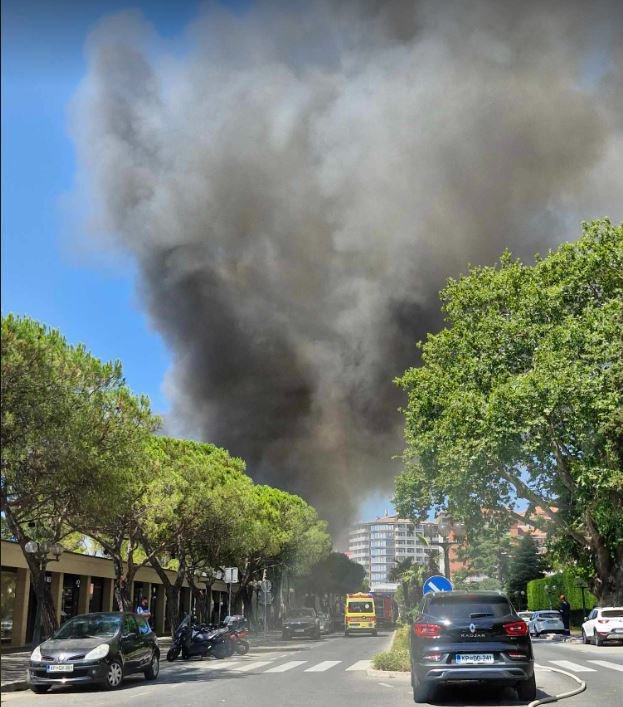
left=1, top=540, right=234, bottom=648
left=348, top=514, right=445, bottom=589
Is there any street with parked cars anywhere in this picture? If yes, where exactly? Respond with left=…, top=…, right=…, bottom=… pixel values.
left=1, top=595, right=620, bottom=706
left=1, top=623, right=621, bottom=707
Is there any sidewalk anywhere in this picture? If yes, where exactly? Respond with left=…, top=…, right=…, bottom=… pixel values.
left=1, top=631, right=283, bottom=692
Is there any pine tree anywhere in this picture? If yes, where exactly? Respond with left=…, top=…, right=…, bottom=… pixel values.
left=507, top=534, right=547, bottom=598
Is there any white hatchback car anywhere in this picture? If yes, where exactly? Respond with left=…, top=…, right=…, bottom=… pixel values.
left=528, top=610, right=565, bottom=637
left=582, top=607, right=623, bottom=646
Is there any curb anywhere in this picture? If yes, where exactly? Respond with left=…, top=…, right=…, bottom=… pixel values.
left=366, top=668, right=410, bottom=681
left=0, top=680, right=29, bottom=693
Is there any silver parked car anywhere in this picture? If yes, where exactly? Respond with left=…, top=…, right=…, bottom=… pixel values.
left=528, top=610, right=565, bottom=637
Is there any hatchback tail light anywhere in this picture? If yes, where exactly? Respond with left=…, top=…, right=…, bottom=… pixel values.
left=415, top=623, right=442, bottom=638
left=503, top=621, right=529, bottom=636
left=597, top=619, right=610, bottom=624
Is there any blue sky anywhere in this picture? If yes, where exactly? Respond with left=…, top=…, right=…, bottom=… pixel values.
left=1, top=0, right=204, bottom=413
left=1, top=0, right=390, bottom=523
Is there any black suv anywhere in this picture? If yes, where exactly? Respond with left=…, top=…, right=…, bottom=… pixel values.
left=409, top=591, right=535, bottom=703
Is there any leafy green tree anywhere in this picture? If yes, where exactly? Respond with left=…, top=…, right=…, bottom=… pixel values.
left=453, top=530, right=514, bottom=590
left=137, top=437, right=254, bottom=630
left=389, top=557, right=426, bottom=610
left=394, top=220, right=623, bottom=603
left=507, top=534, right=547, bottom=600
left=234, top=485, right=331, bottom=623
left=1, top=315, right=156, bottom=636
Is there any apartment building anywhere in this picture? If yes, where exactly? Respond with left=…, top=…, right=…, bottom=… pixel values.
left=348, top=514, right=443, bottom=589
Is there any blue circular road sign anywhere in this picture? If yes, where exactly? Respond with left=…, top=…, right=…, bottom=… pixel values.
left=423, top=575, right=453, bottom=594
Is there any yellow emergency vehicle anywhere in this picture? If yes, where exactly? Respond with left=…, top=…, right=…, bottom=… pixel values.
left=344, top=593, right=377, bottom=636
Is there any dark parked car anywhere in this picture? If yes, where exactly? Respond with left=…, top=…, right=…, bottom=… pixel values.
left=409, top=591, right=535, bottom=703
left=282, top=608, right=321, bottom=640
left=28, top=612, right=159, bottom=693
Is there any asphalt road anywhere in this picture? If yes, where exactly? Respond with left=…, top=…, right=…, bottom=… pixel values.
left=2, top=632, right=621, bottom=706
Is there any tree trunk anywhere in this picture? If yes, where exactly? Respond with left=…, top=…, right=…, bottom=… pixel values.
left=3, top=509, right=58, bottom=641
left=112, top=558, right=132, bottom=611
left=585, top=512, right=623, bottom=605
left=165, top=585, right=181, bottom=635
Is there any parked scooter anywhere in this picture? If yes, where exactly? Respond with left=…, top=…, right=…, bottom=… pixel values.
left=166, top=616, right=230, bottom=662
left=225, top=624, right=250, bottom=655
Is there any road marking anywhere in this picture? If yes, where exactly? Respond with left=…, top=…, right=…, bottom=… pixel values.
left=549, top=660, right=596, bottom=672
left=304, top=660, right=342, bottom=672
left=346, top=660, right=373, bottom=671
left=205, top=660, right=238, bottom=670
left=265, top=661, right=308, bottom=673
left=233, top=661, right=273, bottom=672
left=378, top=682, right=394, bottom=688
left=587, top=660, right=623, bottom=672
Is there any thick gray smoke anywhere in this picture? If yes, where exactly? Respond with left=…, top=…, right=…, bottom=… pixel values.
left=72, top=0, right=623, bottom=532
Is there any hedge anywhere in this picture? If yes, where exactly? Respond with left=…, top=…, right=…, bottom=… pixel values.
left=527, top=571, right=597, bottom=612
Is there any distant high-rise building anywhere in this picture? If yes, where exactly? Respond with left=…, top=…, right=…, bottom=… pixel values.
left=348, top=513, right=444, bottom=589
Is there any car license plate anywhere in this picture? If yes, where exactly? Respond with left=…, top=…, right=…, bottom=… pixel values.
left=294, top=629, right=305, bottom=633
left=456, top=654, right=494, bottom=665
left=46, top=664, right=74, bottom=673
left=613, top=628, right=623, bottom=633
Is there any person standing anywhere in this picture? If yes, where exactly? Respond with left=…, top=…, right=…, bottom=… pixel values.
left=136, top=596, right=152, bottom=628
left=559, top=594, right=571, bottom=636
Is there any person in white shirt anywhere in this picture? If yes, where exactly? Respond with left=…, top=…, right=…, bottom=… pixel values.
left=136, top=597, right=152, bottom=627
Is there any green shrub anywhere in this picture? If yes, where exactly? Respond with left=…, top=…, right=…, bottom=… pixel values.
left=372, top=650, right=410, bottom=672
left=372, top=625, right=411, bottom=672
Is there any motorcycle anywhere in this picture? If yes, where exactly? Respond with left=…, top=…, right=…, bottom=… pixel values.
left=166, top=616, right=230, bottom=662
left=225, top=625, right=250, bottom=655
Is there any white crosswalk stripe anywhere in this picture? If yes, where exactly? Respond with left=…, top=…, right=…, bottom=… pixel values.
left=204, top=660, right=238, bottom=670
left=304, top=660, right=342, bottom=672
left=265, top=661, right=308, bottom=673
left=233, top=661, right=274, bottom=672
left=549, top=660, right=596, bottom=672
left=346, top=660, right=372, bottom=671
left=587, top=660, right=623, bottom=672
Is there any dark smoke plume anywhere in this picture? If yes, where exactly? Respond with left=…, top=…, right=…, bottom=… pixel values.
left=71, top=0, right=623, bottom=532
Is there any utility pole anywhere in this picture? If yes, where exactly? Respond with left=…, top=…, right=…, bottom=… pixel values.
left=263, top=569, right=267, bottom=638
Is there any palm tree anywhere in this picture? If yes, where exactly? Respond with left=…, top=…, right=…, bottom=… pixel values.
left=390, top=558, right=429, bottom=610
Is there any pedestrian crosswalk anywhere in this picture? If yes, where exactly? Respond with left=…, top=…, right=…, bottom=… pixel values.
left=544, top=658, right=623, bottom=674
left=183, top=655, right=622, bottom=678
left=198, top=658, right=370, bottom=675
left=549, top=660, right=596, bottom=672
left=586, top=660, right=623, bottom=672
left=264, top=661, right=308, bottom=673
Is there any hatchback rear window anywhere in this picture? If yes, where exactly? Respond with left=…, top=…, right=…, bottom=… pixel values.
left=602, top=610, right=623, bottom=618
left=537, top=612, right=561, bottom=619
left=426, top=596, right=512, bottom=619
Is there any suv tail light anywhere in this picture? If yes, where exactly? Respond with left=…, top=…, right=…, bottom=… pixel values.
left=415, top=623, right=442, bottom=638
left=507, top=651, right=527, bottom=660
left=503, top=621, right=529, bottom=636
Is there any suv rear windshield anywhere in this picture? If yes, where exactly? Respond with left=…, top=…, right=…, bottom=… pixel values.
left=602, top=610, right=623, bottom=618
left=425, top=595, right=512, bottom=619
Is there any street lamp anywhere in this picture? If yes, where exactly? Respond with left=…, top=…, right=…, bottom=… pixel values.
left=24, top=541, right=64, bottom=645
left=423, top=516, right=465, bottom=582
